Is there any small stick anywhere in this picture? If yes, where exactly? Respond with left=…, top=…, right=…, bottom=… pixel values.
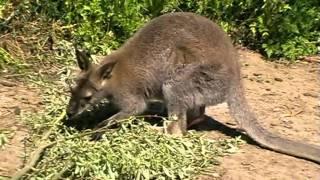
left=11, top=142, right=56, bottom=180
left=51, top=162, right=74, bottom=180
left=300, top=56, right=320, bottom=63
left=0, top=0, right=26, bottom=30
left=0, top=80, right=16, bottom=87
left=11, top=110, right=66, bottom=180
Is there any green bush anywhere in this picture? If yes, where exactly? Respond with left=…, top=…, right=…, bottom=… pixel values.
left=176, top=0, right=320, bottom=60
left=26, top=0, right=180, bottom=53
left=3, top=0, right=319, bottom=59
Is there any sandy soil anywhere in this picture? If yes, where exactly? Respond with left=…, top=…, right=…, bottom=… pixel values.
left=0, top=80, right=41, bottom=177
left=200, top=49, right=320, bottom=180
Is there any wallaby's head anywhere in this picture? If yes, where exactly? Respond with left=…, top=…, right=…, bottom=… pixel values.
left=66, top=49, right=117, bottom=119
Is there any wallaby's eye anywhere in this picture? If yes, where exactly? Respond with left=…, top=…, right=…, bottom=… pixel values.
left=83, top=91, right=93, bottom=101
left=102, top=73, right=112, bottom=79
left=84, top=95, right=92, bottom=101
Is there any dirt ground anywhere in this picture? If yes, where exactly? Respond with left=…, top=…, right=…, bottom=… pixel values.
left=0, top=80, right=41, bottom=177
left=0, top=49, right=319, bottom=179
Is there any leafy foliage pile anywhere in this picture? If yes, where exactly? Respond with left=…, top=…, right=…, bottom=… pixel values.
left=2, top=0, right=317, bottom=61
left=24, top=120, right=242, bottom=179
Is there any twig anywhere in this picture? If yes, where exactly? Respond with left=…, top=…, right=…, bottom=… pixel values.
left=0, top=10, right=16, bottom=27
left=0, top=79, right=17, bottom=87
left=51, top=162, right=74, bottom=180
left=11, top=142, right=56, bottom=180
left=42, top=110, right=66, bottom=140
left=301, top=57, right=320, bottom=63
left=0, top=33, right=10, bottom=39
left=134, top=114, right=166, bottom=119
left=0, top=174, right=11, bottom=178
left=0, top=0, right=25, bottom=30
left=10, top=110, right=66, bottom=180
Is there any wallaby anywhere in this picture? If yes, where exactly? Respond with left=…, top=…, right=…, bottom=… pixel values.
left=66, top=12, right=320, bottom=164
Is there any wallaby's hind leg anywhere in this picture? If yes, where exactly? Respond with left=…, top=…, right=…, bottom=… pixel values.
left=162, top=105, right=206, bottom=135
left=163, top=64, right=230, bottom=135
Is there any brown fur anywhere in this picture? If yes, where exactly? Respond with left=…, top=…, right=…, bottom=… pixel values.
left=67, top=12, right=320, bottom=164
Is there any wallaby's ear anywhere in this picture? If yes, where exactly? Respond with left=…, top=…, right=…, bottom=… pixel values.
left=75, top=49, right=91, bottom=71
left=98, top=61, right=117, bottom=79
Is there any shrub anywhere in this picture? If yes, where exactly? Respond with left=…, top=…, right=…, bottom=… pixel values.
left=11, top=0, right=318, bottom=60
left=177, top=0, right=319, bottom=60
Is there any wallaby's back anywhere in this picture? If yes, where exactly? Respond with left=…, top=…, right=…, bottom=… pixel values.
left=120, top=13, right=237, bottom=70
left=110, top=12, right=239, bottom=97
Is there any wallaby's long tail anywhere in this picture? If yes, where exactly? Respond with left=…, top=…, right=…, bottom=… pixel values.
left=227, top=82, right=320, bottom=164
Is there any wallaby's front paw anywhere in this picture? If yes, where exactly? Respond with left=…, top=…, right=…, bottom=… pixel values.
left=164, top=126, right=185, bottom=137
left=165, top=131, right=184, bottom=138
left=148, top=126, right=164, bottom=133
left=164, top=120, right=186, bottom=137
